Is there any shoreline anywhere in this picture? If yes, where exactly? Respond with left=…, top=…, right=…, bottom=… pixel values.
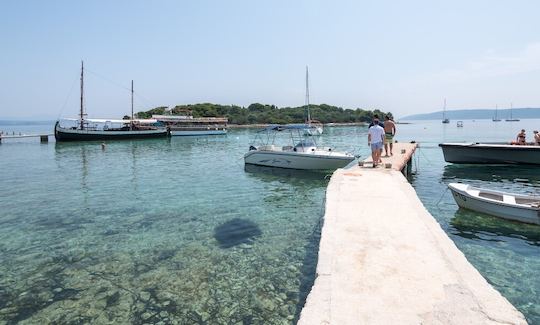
left=227, top=122, right=368, bottom=129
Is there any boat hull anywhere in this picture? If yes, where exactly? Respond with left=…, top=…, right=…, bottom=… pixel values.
left=54, top=123, right=168, bottom=142
left=170, top=129, right=227, bottom=136
left=244, top=150, right=354, bottom=170
left=439, top=143, right=540, bottom=165
left=449, top=183, right=540, bottom=225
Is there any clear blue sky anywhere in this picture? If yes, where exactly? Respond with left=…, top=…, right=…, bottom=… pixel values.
left=1, top=0, right=539, bottom=119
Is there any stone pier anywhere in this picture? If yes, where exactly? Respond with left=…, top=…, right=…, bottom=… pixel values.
left=298, top=142, right=526, bottom=325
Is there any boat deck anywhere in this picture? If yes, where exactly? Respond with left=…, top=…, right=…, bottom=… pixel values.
left=298, top=142, right=525, bottom=324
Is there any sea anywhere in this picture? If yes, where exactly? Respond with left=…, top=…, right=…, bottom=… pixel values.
left=0, top=119, right=539, bottom=324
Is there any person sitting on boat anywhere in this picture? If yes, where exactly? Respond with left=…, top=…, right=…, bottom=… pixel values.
left=516, top=129, right=526, bottom=145
left=534, top=130, right=540, bottom=145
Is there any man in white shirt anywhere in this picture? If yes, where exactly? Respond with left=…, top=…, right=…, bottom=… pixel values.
left=368, top=118, right=385, bottom=167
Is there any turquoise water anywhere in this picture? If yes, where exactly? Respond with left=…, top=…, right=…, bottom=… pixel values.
left=401, top=119, right=540, bottom=324
left=1, top=120, right=539, bottom=324
left=0, top=125, right=364, bottom=324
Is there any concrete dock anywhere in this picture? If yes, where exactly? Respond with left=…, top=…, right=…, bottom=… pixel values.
left=298, top=142, right=526, bottom=324
left=0, top=133, right=53, bottom=143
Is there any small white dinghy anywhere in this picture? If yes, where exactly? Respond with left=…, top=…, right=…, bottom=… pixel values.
left=448, top=183, right=540, bottom=225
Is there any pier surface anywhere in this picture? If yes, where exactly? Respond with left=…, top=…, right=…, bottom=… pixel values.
left=299, top=142, right=526, bottom=324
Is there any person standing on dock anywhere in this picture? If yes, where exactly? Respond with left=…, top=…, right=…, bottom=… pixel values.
left=368, top=118, right=385, bottom=167
left=383, top=115, right=396, bottom=156
left=369, top=114, right=385, bottom=162
left=534, top=130, right=540, bottom=145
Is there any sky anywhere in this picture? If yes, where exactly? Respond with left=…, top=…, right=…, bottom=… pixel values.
left=1, top=0, right=540, bottom=119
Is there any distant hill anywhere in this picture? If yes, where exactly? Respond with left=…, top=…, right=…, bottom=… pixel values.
left=401, top=108, right=540, bottom=120
left=0, top=120, right=54, bottom=126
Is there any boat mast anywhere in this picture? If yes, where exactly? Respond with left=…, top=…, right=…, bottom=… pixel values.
left=305, top=66, right=311, bottom=123
left=510, top=102, right=513, bottom=119
left=80, top=60, right=85, bottom=130
left=131, top=80, right=134, bottom=131
left=443, top=98, right=446, bottom=120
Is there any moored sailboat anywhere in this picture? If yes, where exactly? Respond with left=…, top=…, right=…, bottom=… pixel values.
left=303, top=66, right=323, bottom=136
left=492, top=105, right=501, bottom=122
left=505, top=103, right=520, bottom=122
left=54, top=62, right=168, bottom=142
left=442, top=98, right=450, bottom=124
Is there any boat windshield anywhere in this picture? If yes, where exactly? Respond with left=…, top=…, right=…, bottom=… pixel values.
left=295, top=140, right=316, bottom=148
left=249, top=124, right=320, bottom=149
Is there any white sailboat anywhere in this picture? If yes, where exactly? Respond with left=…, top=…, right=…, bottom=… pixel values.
left=505, top=103, right=520, bottom=122
left=303, top=66, right=323, bottom=136
left=442, top=98, right=449, bottom=124
left=492, top=104, right=501, bottom=122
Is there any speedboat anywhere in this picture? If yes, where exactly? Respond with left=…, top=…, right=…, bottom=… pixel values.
left=244, top=124, right=355, bottom=170
left=439, top=142, right=540, bottom=165
left=448, top=183, right=540, bottom=225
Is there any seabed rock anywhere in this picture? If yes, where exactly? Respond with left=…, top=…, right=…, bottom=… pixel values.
left=213, top=218, right=262, bottom=249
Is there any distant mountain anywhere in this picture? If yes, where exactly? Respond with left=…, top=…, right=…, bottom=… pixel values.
left=0, top=120, right=54, bottom=126
left=401, top=108, right=540, bottom=120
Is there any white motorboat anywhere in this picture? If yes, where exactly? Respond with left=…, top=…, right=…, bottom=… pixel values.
left=439, top=142, right=540, bottom=165
left=448, top=183, right=540, bottom=225
left=244, top=125, right=354, bottom=170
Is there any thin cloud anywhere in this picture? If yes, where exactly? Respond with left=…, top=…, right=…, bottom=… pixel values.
left=439, top=42, right=540, bottom=81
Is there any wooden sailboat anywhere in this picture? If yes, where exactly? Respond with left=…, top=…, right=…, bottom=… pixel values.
left=442, top=98, right=450, bottom=124
left=54, top=61, right=168, bottom=141
left=303, top=66, right=323, bottom=136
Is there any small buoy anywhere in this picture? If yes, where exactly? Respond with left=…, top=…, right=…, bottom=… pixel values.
left=101, top=142, right=106, bottom=150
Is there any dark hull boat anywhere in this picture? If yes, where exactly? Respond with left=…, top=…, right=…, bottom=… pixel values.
left=439, top=142, right=540, bottom=165
left=55, top=61, right=168, bottom=142
left=54, top=121, right=168, bottom=141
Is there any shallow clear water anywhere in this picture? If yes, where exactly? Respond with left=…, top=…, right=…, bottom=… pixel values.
left=0, top=125, right=364, bottom=324
left=401, top=119, right=540, bottom=324
left=0, top=120, right=539, bottom=324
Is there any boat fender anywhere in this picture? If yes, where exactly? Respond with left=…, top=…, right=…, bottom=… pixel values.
left=293, top=148, right=297, bottom=152
left=328, top=148, right=332, bottom=151
left=311, top=148, right=315, bottom=152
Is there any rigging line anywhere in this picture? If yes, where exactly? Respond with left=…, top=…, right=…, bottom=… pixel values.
left=57, top=76, right=79, bottom=119
left=132, top=91, right=159, bottom=112
left=417, top=147, right=434, bottom=166
left=435, top=186, right=450, bottom=207
left=85, top=68, right=132, bottom=92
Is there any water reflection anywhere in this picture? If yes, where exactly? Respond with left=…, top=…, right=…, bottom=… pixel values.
left=244, top=164, right=330, bottom=183
left=443, top=164, right=540, bottom=185
left=450, top=209, right=540, bottom=247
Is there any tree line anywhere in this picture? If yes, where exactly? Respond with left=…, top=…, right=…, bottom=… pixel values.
left=135, top=103, right=392, bottom=124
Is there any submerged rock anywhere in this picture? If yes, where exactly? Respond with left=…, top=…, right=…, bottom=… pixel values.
left=213, top=218, right=262, bottom=249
